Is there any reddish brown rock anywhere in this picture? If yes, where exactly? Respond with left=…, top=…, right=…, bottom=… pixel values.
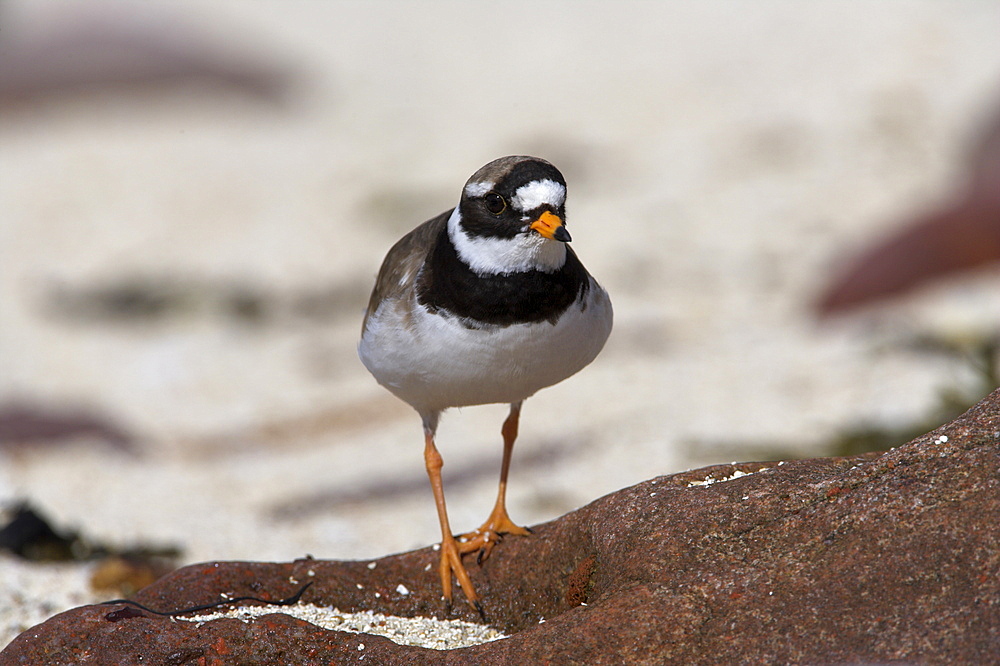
left=817, top=97, right=1000, bottom=313
left=5, top=388, right=1000, bottom=664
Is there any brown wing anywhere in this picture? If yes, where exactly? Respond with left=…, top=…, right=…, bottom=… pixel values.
left=361, top=209, right=451, bottom=334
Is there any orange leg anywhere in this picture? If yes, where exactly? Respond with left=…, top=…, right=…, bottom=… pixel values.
left=458, top=401, right=532, bottom=563
left=422, top=417, right=483, bottom=617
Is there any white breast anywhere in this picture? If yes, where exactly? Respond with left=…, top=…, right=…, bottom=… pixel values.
left=359, top=280, right=612, bottom=414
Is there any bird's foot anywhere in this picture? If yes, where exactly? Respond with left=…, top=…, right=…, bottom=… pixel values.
left=457, top=506, right=533, bottom=565
left=437, top=534, right=484, bottom=619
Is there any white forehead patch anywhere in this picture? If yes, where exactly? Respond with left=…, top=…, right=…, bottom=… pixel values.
left=510, top=179, right=566, bottom=212
left=464, top=181, right=494, bottom=198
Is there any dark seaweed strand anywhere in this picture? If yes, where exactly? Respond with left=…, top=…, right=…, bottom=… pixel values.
left=99, top=581, right=313, bottom=619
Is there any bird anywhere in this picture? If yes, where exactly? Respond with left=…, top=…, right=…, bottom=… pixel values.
left=358, top=155, right=612, bottom=616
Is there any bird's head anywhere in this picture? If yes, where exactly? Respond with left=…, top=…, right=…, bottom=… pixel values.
left=448, top=156, right=571, bottom=275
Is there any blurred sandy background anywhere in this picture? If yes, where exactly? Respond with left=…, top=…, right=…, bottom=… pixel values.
left=2, top=0, right=1000, bottom=645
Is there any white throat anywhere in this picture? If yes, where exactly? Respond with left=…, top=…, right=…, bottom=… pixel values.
left=447, top=208, right=567, bottom=276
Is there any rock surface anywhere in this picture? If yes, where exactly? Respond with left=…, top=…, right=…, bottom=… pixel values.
left=5, top=389, right=1000, bottom=664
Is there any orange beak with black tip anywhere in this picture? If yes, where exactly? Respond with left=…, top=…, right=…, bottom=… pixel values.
left=529, top=210, right=572, bottom=242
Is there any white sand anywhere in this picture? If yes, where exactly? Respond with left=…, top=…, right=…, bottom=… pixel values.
left=2, top=0, right=1000, bottom=650
left=179, top=604, right=506, bottom=651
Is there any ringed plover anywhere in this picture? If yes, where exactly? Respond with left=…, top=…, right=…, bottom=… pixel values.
left=359, top=155, right=612, bottom=615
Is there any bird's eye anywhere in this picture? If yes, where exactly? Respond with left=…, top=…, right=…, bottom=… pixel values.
left=484, top=192, right=506, bottom=215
